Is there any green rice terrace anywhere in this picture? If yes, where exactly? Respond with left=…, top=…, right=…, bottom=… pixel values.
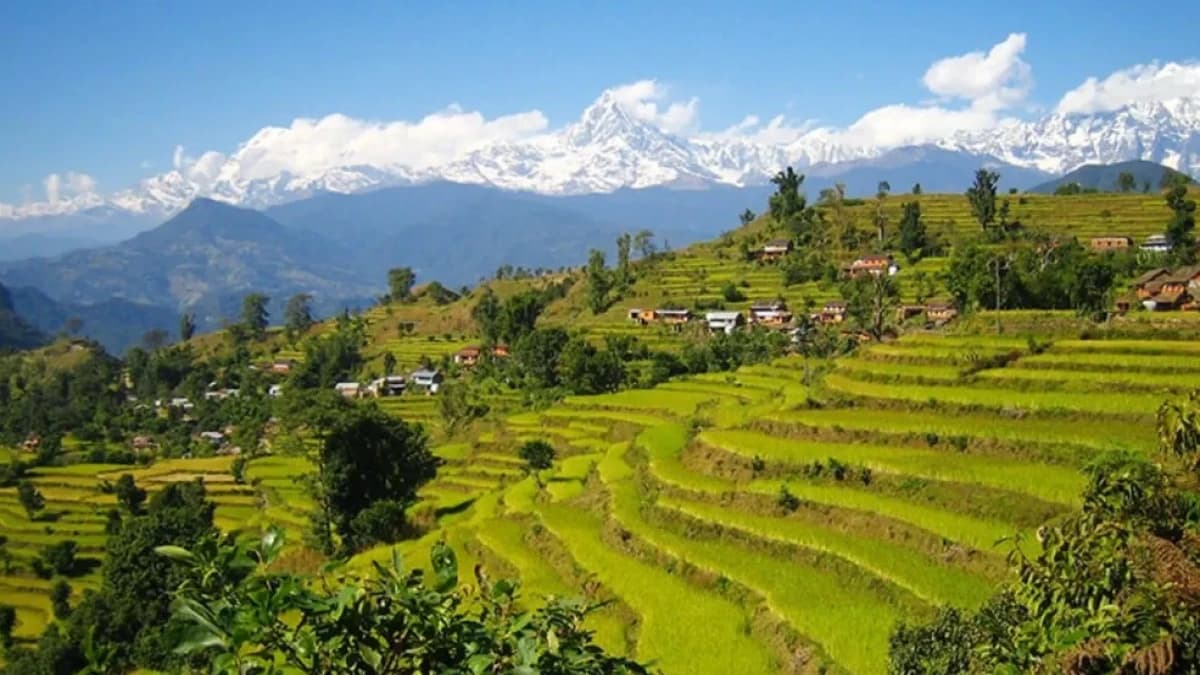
left=5, top=327, right=1194, bottom=673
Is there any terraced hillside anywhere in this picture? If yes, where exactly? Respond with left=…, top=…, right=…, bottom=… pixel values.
left=328, top=331, right=1192, bottom=674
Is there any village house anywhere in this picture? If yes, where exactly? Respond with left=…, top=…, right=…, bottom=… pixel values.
left=268, top=384, right=283, bottom=398
left=627, top=308, right=658, bottom=325
left=269, top=360, right=295, bottom=374
left=748, top=300, right=792, bottom=326
left=169, top=397, right=194, bottom=411
left=199, top=431, right=226, bottom=447
left=409, top=368, right=444, bottom=394
left=895, top=304, right=925, bottom=322
left=705, top=311, right=744, bottom=334
left=1133, top=266, right=1200, bottom=311
left=1089, top=236, right=1132, bottom=252
left=758, top=238, right=793, bottom=262
left=925, top=299, right=958, bottom=325
left=1133, top=268, right=1171, bottom=300
left=1140, top=234, right=1171, bottom=254
left=847, top=254, right=900, bottom=279
left=334, top=382, right=362, bottom=398
left=820, top=300, right=847, bottom=324
left=657, top=308, right=692, bottom=326
left=204, top=387, right=240, bottom=402
left=367, top=375, right=407, bottom=397
left=20, top=434, right=40, bottom=453
left=454, top=344, right=512, bottom=367
left=130, top=435, right=156, bottom=453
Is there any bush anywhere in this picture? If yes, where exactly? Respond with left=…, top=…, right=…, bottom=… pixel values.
left=777, top=485, right=801, bottom=513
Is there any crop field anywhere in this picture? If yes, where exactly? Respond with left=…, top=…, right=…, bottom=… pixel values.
left=322, top=326, right=1197, bottom=673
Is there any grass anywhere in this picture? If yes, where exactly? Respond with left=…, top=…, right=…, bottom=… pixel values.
left=1014, top=350, right=1200, bottom=373
left=700, top=429, right=1085, bottom=506
left=765, top=407, right=1155, bottom=455
left=564, top=389, right=720, bottom=417
left=537, top=503, right=777, bottom=674
left=824, top=372, right=1164, bottom=417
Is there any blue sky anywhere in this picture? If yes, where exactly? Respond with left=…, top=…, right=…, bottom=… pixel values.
left=1, top=0, right=1196, bottom=204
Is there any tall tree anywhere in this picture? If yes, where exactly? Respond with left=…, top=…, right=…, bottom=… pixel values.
left=898, top=201, right=927, bottom=262
left=585, top=249, right=612, bottom=315
left=114, top=474, right=146, bottom=515
left=141, top=329, right=168, bottom=351
left=387, top=267, right=416, bottom=302
left=308, top=405, right=439, bottom=553
left=382, top=351, right=397, bottom=376
left=17, top=480, right=44, bottom=519
left=518, top=439, right=556, bottom=486
left=739, top=209, right=756, bottom=226
left=1165, top=182, right=1197, bottom=264
left=283, top=293, right=314, bottom=339
left=840, top=274, right=899, bottom=340
left=471, top=287, right=503, bottom=343
left=769, top=167, right=804, bottom=221
left=633, top=229, right=657, bottom=259
left=1117, top=171, right=1136, bottom=192
left=911, top=182, right=922, bottom=195
left=615, top=232, right=633, bottom=291
left=239, top=293, right=270, bottom=341
left=179, top=313, right=196, bottom=342
left=966, top=169, right=1000, bottom=231
left=873, top=180, right=890, bottom=243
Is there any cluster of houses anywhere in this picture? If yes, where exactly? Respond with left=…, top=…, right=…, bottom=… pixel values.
left=629, top=296, right=959, bottom=337
left=334, top=368, right=444, bottom=399
left=1088, top=234, right=1172, bottom=254
left=452, top=344, right=510, bottom=367
left=754, top=240, right=904, bottom=279
left=1120, top=266, right=1200, bottom=312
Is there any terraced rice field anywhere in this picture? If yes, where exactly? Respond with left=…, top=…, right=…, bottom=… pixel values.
left=343, top=330, right=1194, bottom=673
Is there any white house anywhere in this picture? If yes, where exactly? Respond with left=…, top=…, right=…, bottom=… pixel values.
left=1141, top=234, right=1171, bottom=253
left=368, top=375, right=407, bottom=397
left=410, top=369, right=443, bottom=394
left=334, top=382, right=362, bottom=398
left=199, top=431, right=225, bottom=446
left=705, top=311, right=744, bottom=334
left=749, top=300, right=792, bottom=326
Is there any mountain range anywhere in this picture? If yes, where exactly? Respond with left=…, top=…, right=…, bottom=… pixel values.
left=1028, top=159, right=1196, bottom=194
left=2, top=92, right=1198, bottom=236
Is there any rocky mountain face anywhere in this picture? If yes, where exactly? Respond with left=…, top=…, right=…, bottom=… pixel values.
left=3, top=94, right=1198, bottom=227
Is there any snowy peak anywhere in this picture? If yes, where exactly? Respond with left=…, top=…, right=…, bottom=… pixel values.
left=5, top=95, right=1200, bottom=223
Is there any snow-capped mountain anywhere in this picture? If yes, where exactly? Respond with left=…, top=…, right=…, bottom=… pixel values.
left=4, top=92, right=1200, bottom=225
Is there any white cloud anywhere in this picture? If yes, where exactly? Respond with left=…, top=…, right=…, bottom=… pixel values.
left=705, top=114, right=816, bottom=145
left=225, top=107, right=549, bottom=182
left=922, top=33, right=1031, bottom=109
left=1056, top=61, right=1200, bottom=114
left=42, top=171, right=98, bottom=204
left=605, top=80, right=699, bottom=134
left=172, top=145, right=227, bottom=190
left=812, top=33, right=1032, bottom=148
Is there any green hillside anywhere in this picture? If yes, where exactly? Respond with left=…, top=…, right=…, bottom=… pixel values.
left=1, top=188, right=1198, bottom=672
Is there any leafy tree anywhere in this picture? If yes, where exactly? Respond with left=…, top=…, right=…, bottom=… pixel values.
left=769, top=166, right=804, bottom=221
left=632, top=229, right=656, bottom=259
left=873, top=180, right=890, bottom=243
left=141, top=329, right=168, bottom=351
left=966, top=169, right=999, bottom=231
left=615, top=233, right=633, bottom=291
left=1068, top=256, right=1117, bottom=316
left=721, top=281, right=746, bottom=302
left=1054, top=181, right=1083, bottom=195
left=557, top=337, right=624, bottom=395
left=472, top=287, right=504, bottom=343
left=518, top=439, right=556, bottom=485
left=17, top=480, right=44, bottom=519
left=382, top=351, right=397, bottom=376
left=840, top=274, right=899, bottom=340
left=161, top=529, right=646, bottom=674
left=514, top=327, right=570, bottom=390
left=898, top=201, right=926, bottom=262
left=1164, top=182, right=1197, bottom=264
left=1157, top=389, right=1200, bottom=471
left=0, top=605, right=14, bottom=648
left=438, top=381, right=490, bottom=434
left=291, top=317, right=366, bottom=390
left=308, top=405, right=439, bottom=554
left=179, top=313, right=196, bottom=342
left=585, top=249, right=612, bottom=314
left=387, top=266, right=416, bottom=302
left=283, top=293, right=314, bottom=340
left=36, top=540, right=78, bottom=577
left=422, top=280, right=459, bottom=305
left=1117, top=170, right=1136, bottom=192
left=239, top=293, right=270, bottom=341
left=0, top=534, right=12, bottom=574
left=911, top=182, right=922, bottom=195
left=50, top=579, right=71, bottom=619
left=114, top=474, right=146, bottom=515
left=739, top=208, right=756, bottom=226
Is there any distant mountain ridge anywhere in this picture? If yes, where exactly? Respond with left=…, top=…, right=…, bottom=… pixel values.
left=0, top=281, right=45, bottom=351
left=1028, top=160, right=1195, bottom=194
left=2, top=92, right=1197, bottom=228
